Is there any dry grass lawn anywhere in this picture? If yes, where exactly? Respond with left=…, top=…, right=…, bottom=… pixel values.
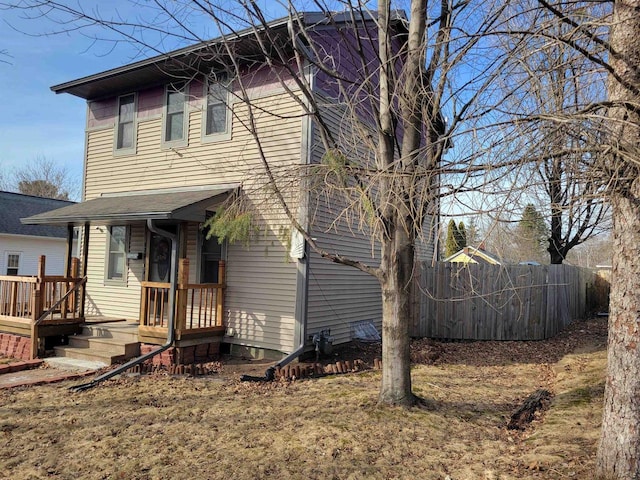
left=0, top=319, right=606, bottom=480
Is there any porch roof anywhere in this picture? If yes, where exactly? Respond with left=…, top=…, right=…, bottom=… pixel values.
left=20, top=185, right=238, bottom=226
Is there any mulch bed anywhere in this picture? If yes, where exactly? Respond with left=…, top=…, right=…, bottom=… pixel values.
left=325, top=316, right=607, bottom=369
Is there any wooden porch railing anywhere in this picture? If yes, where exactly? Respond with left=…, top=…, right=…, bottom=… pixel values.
left=0, top=256, right=86, bottom=358
left=139, top=259, right=225, bottom=339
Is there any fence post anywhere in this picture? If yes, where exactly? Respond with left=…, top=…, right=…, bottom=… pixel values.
left=217, top=261, right=226, bottom=327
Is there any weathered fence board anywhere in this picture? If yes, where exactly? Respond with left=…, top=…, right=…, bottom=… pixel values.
left=411, top=263, right=600, bottom=341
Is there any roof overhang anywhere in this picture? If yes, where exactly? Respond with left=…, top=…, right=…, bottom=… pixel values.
left=21, top=185, right=239, bottom=226
left=50, top=15, right=296, bottom=100
left=50, top=10, right=407, bottom=101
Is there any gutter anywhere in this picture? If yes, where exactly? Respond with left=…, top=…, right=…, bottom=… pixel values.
left=70, top=219, right=178, bottom=392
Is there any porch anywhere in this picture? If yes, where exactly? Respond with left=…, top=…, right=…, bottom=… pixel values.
left=0, top=256, right=85, bottom=359
left=12, top=186, right=236, bottom=363
left=0, top=255, right=226, bottom=362
left=138, top=257, right=226, bottom=345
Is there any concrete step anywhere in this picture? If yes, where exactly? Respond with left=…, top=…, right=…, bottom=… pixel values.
left=45, top=357, right=107, bottom=371
left=80, top=322, right=139, bottom=343
left=67, top=335, right=140, bottom=357
left=53, top=345, right=128, bottom=364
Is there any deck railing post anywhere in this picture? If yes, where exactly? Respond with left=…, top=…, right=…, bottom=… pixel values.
left=216, top=261, right=225, bottom=327
left=70, top=257, right=79, bottom=315
left=176, top=258, right=189, bottom=334
left=30, top=256, right=46, bottom=360
left=139, top=285, right=149, bottom=327
left=9, top=282, right=17, bottom=317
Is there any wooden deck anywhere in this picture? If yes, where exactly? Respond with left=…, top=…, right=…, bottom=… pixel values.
left=0, top=256, right=227, bottom=357
left=0, top=256, right=86, bottom=358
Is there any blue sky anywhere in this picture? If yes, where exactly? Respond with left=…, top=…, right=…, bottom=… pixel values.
left=0, top=3, right=153, bottom=197
left=0, top=1, right=284, bottom=199
left=1, top=12, right=101, bottom=193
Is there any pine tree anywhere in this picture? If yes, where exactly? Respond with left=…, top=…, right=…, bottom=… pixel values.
left=517, top=204, right=548, bottom=262
left=457, top=221, right=467, bottom=249
left=445, top=220, right=460, bottom=257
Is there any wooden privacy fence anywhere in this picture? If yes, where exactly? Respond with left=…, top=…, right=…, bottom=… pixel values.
left=411, top=263, right=598, bottom=341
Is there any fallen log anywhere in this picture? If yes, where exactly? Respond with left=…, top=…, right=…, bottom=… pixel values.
left=508, top=389, right=553, bottom=430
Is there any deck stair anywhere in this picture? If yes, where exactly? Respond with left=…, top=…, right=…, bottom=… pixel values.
left=53, top=322, right=140, bottom=365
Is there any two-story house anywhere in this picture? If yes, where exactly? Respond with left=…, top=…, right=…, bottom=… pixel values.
left=20, top=10, right=434, bottom=365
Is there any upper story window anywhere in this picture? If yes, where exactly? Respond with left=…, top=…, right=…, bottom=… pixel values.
left=203, top=74, right=231, bottom=141
left=163, top=83, right=188, bottom=146
left=115, top=93, right=136, bottom=153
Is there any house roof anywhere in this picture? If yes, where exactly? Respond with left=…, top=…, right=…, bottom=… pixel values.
left=51, top=10, right=407, bottom=100
left=443, top=246, right=502, bottom=265
left=0, top=191, right=74, bottom=238
left=21, top=185, right=238, bottom=226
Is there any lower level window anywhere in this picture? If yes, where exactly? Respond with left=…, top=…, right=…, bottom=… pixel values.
left=106, top=226, right=128, bottom=282
left=201, top=222, right=223, bottom=283
left=6, top=253, right=20, bottom=276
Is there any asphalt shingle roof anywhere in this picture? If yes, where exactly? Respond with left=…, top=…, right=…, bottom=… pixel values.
left=21, top=186, right=236, bottom=225
left=0, top=191, right=74, bottom=238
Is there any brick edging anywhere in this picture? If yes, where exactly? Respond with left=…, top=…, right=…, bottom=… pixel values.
left=0, top=368, right=97, bottom=390
left=0, top=359, right=43, bottom=375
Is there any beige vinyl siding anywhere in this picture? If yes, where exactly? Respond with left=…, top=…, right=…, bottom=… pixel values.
left=83, top=223, right=146, bottom=319
left=415, top=214, right=438, bottom=264
left=83, top=91, right=303, bottom=352
left=306, top=201, right=382, bottom=345
left=85, top=99, right=302, bottom=197
left=306, top=103, right=382, bottom=346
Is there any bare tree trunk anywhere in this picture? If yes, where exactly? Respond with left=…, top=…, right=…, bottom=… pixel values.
left=379, top=225, right=416, bottom=407
left=596, top=0, right=640, bottom=477
left=548, top=158, right=565, bottom=264
left=598, top=191, right=640, bottom=477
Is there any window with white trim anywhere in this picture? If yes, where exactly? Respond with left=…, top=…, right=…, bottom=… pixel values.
left=105, top=226, right=129, bottom=283
left=6, top=253, right=20, bottom=276
left=203, top=74, right=231, bottom=139
left=115, top=93, right=136, bottom=152
left=163, top=83, right=187, bottom=145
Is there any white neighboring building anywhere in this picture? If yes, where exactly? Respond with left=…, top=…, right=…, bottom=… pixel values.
left=0, top=191, right=75, bottom=276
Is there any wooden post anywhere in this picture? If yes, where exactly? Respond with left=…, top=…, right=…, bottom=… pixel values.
left=9, top=282, right=17, bottom=317
left=70, top=257, right=79, bottom=314
left=30, top=322, right=39, bottom=360
left=36, top=256, right=45, bottom=318
left=80, top=223, right=89, bottom=319
left=30, top=257, right=46, bottom=360
left=176, top=258, right=189, bottom=334
left=139, top=285, right=149, bottom=327
left=216, top=261, right=225, bottom=327
left=65, top=225, right=74, bottom=278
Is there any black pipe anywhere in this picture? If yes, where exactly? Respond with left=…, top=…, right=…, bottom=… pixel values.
left=70, top=220, right=178, bottom=392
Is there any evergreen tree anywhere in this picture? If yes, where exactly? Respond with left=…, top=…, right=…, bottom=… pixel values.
left=516, top=204, right=548, bottom=262
left=445, top=220, right=460, bottom=257
left=456, top=221, right=467, bottom=249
